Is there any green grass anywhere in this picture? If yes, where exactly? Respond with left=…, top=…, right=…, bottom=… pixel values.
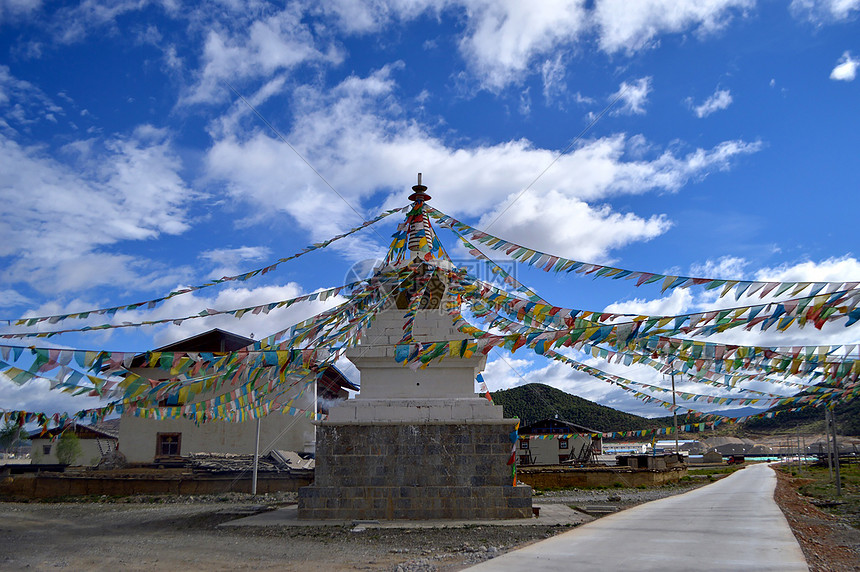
left=687, top=465, right=745, bottom=477
left=779, top=462, right=860, bottom=529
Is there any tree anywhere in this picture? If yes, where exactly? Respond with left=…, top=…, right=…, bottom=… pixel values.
left=0, top=421, right=25, bottom=455
left=55, top=432, right=83, bottom=465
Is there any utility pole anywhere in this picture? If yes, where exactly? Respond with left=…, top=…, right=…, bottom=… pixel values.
left=796, top=424, right=802, bottom=473
left=671, top=371, right=679, bottom=457
left=829, top=406, right=842, bottom=496
left=252, top=417, right=261, bottom=495
left=825, top=408, right=833, bottom=480
left=314, top=371, right=319, bottom=449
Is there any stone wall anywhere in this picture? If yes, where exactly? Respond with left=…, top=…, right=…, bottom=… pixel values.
left=517, top=466, right=688, bottom=489
left=0, top=470, right=311, bottom=500
left=298, top=421, right=532, bottom=520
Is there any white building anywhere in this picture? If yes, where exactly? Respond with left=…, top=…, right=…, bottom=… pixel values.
left=117, top=329, right=356, bottom=464
left=517, top=418, right=603, bottom=465
left=29, top=421, right=118, bottom=466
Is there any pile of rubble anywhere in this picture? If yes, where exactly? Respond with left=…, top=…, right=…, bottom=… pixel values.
left=185, top=450, right=314, bottom=476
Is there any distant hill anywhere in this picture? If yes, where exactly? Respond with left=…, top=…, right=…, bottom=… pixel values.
left=490, top=383, right=663, bottom=432
left=655, top=385, right=860, bottom=437
left=492, top=383, right=860, bottom=438
left=739, top=389, right=859, bottom=436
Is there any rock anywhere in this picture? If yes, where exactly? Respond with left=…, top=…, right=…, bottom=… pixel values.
left=96, top=450, right=127, bottom=470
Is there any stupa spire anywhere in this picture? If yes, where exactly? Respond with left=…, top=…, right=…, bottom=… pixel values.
left=406, top=173, right=437, bottom=260
left=408, top=172, right=431, bottom=202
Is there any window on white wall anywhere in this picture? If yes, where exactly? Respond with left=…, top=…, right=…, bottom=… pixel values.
left=156, top=433, right=181, bottom=457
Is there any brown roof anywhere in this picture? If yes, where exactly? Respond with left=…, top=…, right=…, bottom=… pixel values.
left=29, top=423, right=119, bottom=441
left=125, top=328, right=358, bottom=392
left=128, top=328, right=255, bottom=368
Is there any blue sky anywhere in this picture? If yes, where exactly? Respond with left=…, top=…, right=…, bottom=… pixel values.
left=1, top=0, right=859, bottom=420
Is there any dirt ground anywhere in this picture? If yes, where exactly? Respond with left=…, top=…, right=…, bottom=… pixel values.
left=773, top=468, right=860, bottom=572
left=0, top=494, right=571, bottom=571
left=0, top=483, right=704, bottom=572
left=4, top=470, right=856, bottom=571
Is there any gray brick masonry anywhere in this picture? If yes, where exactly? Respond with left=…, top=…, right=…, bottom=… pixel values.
left=298, top=422, right=532, bottom=520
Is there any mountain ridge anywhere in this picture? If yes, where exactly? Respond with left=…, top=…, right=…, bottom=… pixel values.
left=492, top=383, right=860, bottom=437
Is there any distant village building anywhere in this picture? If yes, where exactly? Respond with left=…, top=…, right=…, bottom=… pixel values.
left=517, top=418, right=602, bottom=465
left=117, top=329, right=357, bottom=464
left=602, top=442, right=648, bottom=455
left=29, top=420, right=118, bottom=466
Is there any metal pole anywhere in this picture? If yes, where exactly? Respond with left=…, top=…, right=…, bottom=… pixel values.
left=825, top=408, right=833, bottom=479
left=830, top=407, right=842, bottom=496
left=671, top=372, right=679, bottom=457
left=314, top=371, right=319, bottom=447
left=796, top=424, right=802, bottom=473
left=802, top=434, right=807, bottom=470
left=251, top=417, right=261, bottom=495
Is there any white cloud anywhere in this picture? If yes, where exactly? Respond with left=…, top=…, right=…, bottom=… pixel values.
left=830, top=51, right=859, bottom=81
left=0, top=125, right=196, bottom=294
left=314, top=0, right=590, bottom=90
left=594, top=0, right=754, bottom=54
left=604, top=289, right=694, bottom=317
left=50, top=0, right=156, bottom=44
left=0, top=0, right=42, bottom=23
left=199, top=246, right=273, bottom=280
left=0, top=66, right=64, bottom=131
left=689, top=255, right=749, bottom=279
left=594, top=255, right=860, bottom=351
left=477, top=190, right=671, bottom=263
left=181, top=6, right=343, bottom=105
left=482, top=353, right=541, bottom=391
left=0, top=280, right=347, bottom=420
left=610, top=77, right=652, bottom=115
left=457, top=0, right=588, bottom=90
left=317, top=0, right=445, bottom=34
left=205, top=68, right=761, bottom=266
left=118, top=282, right=346, bottom=348
left=0, top=376, right=104, bottom=419
left=790, top=0, right=860, bottom=23
left=485, top=350, right=675, bottom=418
left=541, top=54, right=568, bottom=104
left=0, top=289, right=31, bottom=308
left=689, top=88, right=733, bottom=117
left=753, top=255, right=860, bottom=283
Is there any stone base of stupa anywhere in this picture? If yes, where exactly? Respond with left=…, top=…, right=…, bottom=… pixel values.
left=297, top=420, right=532, bottom=520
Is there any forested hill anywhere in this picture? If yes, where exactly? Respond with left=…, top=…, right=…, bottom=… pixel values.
left=740, top=390, right=860, bottom=436
left=490, top=383, right=663, bottom=433
left=492, top=383, right=860, bottom=437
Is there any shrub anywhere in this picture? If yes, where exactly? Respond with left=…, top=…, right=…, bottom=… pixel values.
left=56, top=432, right=83, bottom=465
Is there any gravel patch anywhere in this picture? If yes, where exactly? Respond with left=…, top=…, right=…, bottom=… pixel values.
left=0, top=485, right=705, bottom=571
left=537, top=481, right=705, bottom=507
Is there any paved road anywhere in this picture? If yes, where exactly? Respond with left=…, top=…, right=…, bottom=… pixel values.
left=468, top=463, right=808, bottom=571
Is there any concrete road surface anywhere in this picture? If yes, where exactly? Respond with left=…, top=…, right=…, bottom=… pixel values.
left=467, top=463, right=808, bottom=571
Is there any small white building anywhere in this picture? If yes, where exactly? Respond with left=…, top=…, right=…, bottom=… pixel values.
left=117, top=329, right=357, bottom=464
left=517, top=418, right=603, bottom=465
left=602, top=442, right=648, bottom=455
left=29, top=421, right=118, bottom=466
